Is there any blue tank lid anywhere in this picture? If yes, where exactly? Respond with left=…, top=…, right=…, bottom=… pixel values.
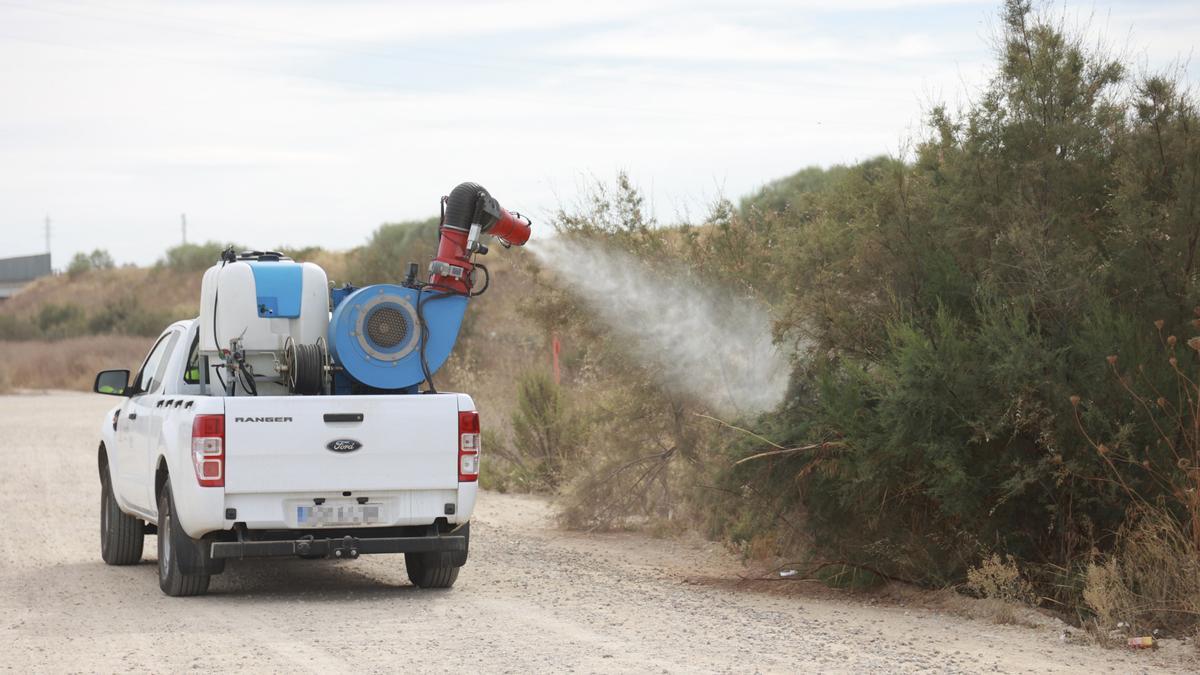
left=246, top=260, right=303, bottom=318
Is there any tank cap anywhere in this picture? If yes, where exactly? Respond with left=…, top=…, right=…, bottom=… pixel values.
left=237, top=250, right=290, bottom=262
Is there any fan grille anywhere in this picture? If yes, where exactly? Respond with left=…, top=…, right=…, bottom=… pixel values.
left=366, top=306, right=408, bottom=348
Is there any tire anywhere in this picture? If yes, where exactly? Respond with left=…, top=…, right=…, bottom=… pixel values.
left=405, top=550, right=460, bottom=588
left=100, top=470, right=144, bottom=565
left=405, top=523, right=467, bottom=589
left=157, top=479, right=210, bottom=597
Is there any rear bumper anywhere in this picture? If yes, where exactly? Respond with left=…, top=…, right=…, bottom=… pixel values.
left=180, top=483, right=478, bottom=538
left=210, top=532, right=466, bottom=560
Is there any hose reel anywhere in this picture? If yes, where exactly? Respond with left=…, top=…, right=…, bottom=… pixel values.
left=283, top=336, right=328, bottom=395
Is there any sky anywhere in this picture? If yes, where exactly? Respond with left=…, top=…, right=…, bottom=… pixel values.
left=0, top=0, right=1197, bottom=266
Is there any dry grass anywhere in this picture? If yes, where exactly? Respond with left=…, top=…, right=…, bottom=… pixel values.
left=0, top=336, right=150, bottom=391
left=299, top=249, right=353, bottom=285
left=1, top=267, right=201, bottom=320
left=1083, top=505, right=1200, bottom=638
left=960, top=554, right=1041, bottom=626
left=965, top=554, right=1037, bottom=605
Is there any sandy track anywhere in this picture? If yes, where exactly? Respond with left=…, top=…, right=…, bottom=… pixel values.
left=0, top=392, right=1192, bottom=673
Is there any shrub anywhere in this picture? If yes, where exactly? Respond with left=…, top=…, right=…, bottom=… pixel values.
left=87, top=296, right=180, bottom=337
left=965, top=554, right=1037, bottom=605
left=739, top=164, right=849, bottom=217
left=1083, top=505, right=1200, bottom=636
left=509, top=371, right=583, bottom=490
left=67, top=249, right=115, bottom=278
left=86, top=296, right=136, bottom=335
left=160, top=241, right=234, bottom=271
left=36, top=303, right=87, bottom=339
left=1074, top=323, right=1200, bottom=634
left=0, top=315, right=39, bottom=340
left=684, top=1, right=1200, bottom=617
left=352, top=219, right=438, bottom=285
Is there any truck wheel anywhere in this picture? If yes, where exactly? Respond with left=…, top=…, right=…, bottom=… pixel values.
left=157, top=479, right=210, bottom=597
left=405, top=551, right=460, bottom=588
left=100, top=471, right=144, bottom=565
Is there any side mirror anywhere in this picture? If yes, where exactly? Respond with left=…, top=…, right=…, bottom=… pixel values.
left=94, top=369, right=131, bottom=396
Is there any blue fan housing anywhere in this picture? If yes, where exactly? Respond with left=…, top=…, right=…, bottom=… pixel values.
left=327, top=284, right=468, bottom=390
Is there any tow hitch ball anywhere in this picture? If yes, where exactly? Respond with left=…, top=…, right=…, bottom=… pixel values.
left=333, top=536, right=359, bottom=559
left=294, top=535, right=359, bottom=559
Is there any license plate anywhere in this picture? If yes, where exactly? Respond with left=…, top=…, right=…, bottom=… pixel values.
left=296, top=503, right=382, bottom=527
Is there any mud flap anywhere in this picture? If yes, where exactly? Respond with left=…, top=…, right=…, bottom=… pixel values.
left=172, top=525, right=225, bottom=575
left=449, top=522, right=470, bottom=567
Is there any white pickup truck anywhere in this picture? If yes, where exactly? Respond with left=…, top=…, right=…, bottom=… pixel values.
left=93, top=318, right=478, bottom=596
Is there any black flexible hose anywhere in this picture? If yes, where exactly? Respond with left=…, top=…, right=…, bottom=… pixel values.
left=470, top=263, right=490, bottom=297
left=415, top=287, right=467, bottom=394
left=416, top=286, right=435, bottom=393
left=444, top=182, right=486, bottom=230
left=212, top=250, right=231, bottom=393
left=232, top=348, right=257, bottom=396
left=291, top=343, right=323, bottom=395
left=238, top=360, right=258, bottom=396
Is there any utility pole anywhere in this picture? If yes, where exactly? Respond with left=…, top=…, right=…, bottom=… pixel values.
left=181, top=213, right=188, bottom=245
left=44, top=215, right=51, bottom=255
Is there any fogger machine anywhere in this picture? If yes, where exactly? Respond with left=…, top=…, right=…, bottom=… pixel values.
left=195, top=182, right=532, bottom=396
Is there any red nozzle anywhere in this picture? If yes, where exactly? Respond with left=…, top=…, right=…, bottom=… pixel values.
left=489, top=208, right=531, bottom=246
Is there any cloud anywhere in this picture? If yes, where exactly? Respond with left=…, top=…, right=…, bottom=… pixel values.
left=0, top=0, right=1194, bottom=266
left=546, top=19, right=956, bottom=64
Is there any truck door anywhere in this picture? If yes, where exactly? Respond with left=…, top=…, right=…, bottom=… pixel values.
left=115, top=330, right=178, bottom=512
left=111, top=397, right=138, bottom=501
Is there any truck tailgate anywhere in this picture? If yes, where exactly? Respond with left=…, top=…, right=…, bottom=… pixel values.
left=223, top=394, right=461, bottom=494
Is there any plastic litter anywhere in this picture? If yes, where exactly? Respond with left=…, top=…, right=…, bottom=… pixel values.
left=1127, top=636, right=1156, bottom=649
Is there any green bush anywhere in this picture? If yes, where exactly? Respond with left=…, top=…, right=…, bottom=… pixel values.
left=36, top=303, right=87, bottom=339
left=67, top=249, right=115, bottom=278
left=160, top=241, right=235, bottom=272
left=352, top=219, right=438, bottom=285
left=693, top=0, right=1200, bottom=611
left=87, top=296, right=179, bottom=337
left=510, top=371, right=583, bottom=490
left=740, top=164, right=849, bottom=218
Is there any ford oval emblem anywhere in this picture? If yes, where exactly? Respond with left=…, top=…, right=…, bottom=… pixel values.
left=326, top=439, right=362, bottom=453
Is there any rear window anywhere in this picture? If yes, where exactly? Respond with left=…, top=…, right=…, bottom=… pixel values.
left=183, top=333, right=201, bottom=384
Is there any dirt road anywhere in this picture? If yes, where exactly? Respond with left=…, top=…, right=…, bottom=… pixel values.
left=0, top=392, right=1192, bottom=673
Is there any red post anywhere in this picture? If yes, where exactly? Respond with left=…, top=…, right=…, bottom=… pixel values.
left=551, top=334, right=562, bottom=385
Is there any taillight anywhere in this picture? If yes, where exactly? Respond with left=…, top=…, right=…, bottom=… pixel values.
left=191, top=414, right=224, bottom=488
left=458, top=410, right=480, bottom=482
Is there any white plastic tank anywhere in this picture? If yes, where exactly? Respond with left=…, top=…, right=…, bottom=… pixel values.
left=198, top=257, right=329, bottom=355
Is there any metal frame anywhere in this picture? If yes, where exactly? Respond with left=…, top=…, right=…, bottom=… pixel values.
left=210, top=532, right=466, bottom=560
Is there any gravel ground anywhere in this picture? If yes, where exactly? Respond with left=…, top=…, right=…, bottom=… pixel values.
left=0, top=391, right=1194, bottom=673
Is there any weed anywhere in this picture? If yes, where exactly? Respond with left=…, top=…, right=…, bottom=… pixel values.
left=1083, top=505, right=1200, bottom=636
left=965, top=554, right=1037, bottom=605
